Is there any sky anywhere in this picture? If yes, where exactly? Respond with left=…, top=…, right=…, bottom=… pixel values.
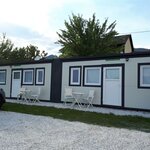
left=0, top=0, right=150, bottom=56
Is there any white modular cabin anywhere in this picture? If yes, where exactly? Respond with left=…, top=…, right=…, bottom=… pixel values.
left=0, top=60, right=53, bottom=101
left=61, top=52, right=150, bottom=111
left=0, top=52, right=150, bottom=111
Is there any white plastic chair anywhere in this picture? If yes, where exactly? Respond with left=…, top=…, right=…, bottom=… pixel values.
left=30, top=88, right=41, bottom=102
left=17, top=87, right=26, bottom=101
left=82, top=90, right=95, bottom=109
left=64, top=88, right=75, bottom=105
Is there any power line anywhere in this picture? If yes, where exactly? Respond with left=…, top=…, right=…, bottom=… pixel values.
left=119, top=30, right=150, bottom=35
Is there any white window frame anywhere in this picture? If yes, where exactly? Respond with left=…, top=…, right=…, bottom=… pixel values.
left=0, top=70, right=6, bottom=85
left=36, top=68, right=45, bottom=85
left=22, top=69, right=34, bottom=85
left=140, top=65, right=150, bottom=87
left=84, top=66, right=101, bottom=86
left=69, top=67, right=81, bottom=86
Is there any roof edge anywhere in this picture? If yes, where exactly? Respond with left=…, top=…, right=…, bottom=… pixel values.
left=0, top=51, right=150, bottom=66
left=61, top=51, right=150, bottom=62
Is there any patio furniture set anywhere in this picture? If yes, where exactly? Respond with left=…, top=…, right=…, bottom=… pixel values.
left=16, top=87, right=94, bottom=109
left=17, top=87, right=40, bottom=103
left=64, top=88, right=95, bottom=109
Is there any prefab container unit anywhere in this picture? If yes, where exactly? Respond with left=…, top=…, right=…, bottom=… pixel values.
left=0, top=52, right=150, bottom=111
left=0, top=60, right=52, bottom=101
left=61, top=52, right=150, bottom=111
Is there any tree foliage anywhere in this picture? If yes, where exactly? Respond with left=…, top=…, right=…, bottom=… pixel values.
left=0, top=34, right=48, bottom=64
left=0, top=34, right=14, bottom=63
left=57, top=14, right=121, bottom=57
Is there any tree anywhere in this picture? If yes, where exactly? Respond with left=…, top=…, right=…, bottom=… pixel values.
left=0, top=34, right=48, bottom=63
left=8, top=45, right=48, bottom=63
left=0, top=33, right=14, bottom=63
left=57, top=14, right=121, bottom=57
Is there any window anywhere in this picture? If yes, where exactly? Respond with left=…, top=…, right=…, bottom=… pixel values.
left=36, top=68, right=45, bottom=85
left=14, top=72, right=20, bottom=79
left=105, top=68, right=119, bottom=79
left=69, top=66, right=81, bottom=86
left=84, top=66, right=101, bottom=86
left=0, top=70, right=6, bottom=85
left=23, top=69, right=34, bottom=85
left=139, top=64, right=150, bottom=88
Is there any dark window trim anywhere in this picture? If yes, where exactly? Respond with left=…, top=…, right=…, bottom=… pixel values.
left=0, top=69, right=7, bottom=85
left=69, top=66, right=82, bottom=86
left=83, top=65, right=102, bottom=87
left=22, top=68, right=34, bottom=85
left=35, top=68, right=45, bottom=86
left=101, top=63, right=125, bottom=108
left=138, top=63, right=150, bottom=89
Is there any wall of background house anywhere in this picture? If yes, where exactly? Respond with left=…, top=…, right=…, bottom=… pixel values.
left=125, top=38, right=133, bottom=53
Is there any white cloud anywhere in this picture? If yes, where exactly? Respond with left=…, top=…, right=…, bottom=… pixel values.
left=0, top=0, right=69, bottom=55
left=0, top=0, right=150, bottom=54
left=0, top=1, right=55, bottom=37
left=47, top=46, right=62, bottom=56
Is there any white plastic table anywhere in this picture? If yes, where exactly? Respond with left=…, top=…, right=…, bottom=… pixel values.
left=72, top=92, right=84, bottom=108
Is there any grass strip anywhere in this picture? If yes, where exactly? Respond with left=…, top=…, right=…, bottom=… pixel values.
left=2, top=102, right=150, bottom=132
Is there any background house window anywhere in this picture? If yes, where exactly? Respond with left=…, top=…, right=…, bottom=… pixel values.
left=0, top=70, right=6, bottom=85
left=69, top=67, right=81, bottom=86
left=84, top=66, right=101, bottom=86
left=140, top=65, right=150, bottom=87
left=36, top=68, right=45, bottom=85
left=23, top=69, right=34, bottom=85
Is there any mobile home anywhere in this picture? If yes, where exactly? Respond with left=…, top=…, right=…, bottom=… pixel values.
left=0, top=52, right=150, bottom=111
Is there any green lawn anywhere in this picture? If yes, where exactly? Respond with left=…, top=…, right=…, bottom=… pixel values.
left=2, top=102, right=150, bottom=132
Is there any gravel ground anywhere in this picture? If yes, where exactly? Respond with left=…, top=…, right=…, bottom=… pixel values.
left=0, top=111, right=150, bottom=150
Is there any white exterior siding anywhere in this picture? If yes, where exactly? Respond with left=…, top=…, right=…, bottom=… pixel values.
left=125, top=57, right=150, bottom=109
left=61, top=59, right=126, bottom=105
left=0, top=66, right=11, bottom=97
left=61, top=57, right=150, bottom=110
left=0, top=63, right=52, bottom=101
left=0, top=55, right=150, bottom=110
